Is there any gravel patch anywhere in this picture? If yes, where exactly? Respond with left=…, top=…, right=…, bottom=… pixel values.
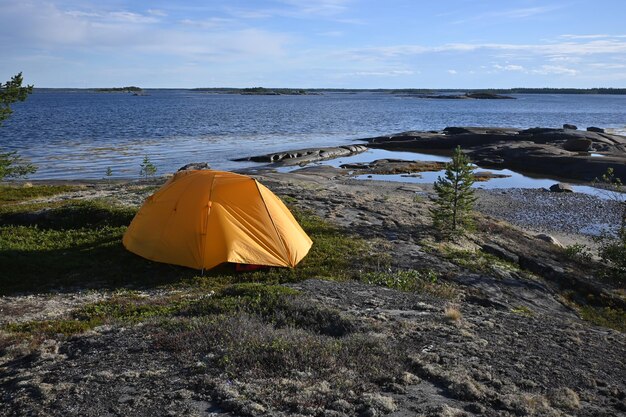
left=475, top=188, right=622, bottom=238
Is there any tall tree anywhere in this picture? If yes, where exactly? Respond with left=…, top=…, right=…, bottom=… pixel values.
left=0, top=72, right=36, bottom=180
left=430, top=146, right=477, bottom=234
left=1, top=72, right=33, bottom=125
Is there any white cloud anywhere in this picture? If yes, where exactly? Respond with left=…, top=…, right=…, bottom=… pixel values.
left=345, top=38, right=626, bottom=61
left=277, top=0, right=351, bottom=16
left=447, top=69, right=457, bottom=74
left=64, top=9, right=161, bottom=24
left=532, top=65, right=578, bottom=76
left=179, top=18, right=234, bottom=29
left=224, top=0, right=359, bottom=22
left=558, top=34, right=626, bottom=40
left=0, top=2, right=291, bottom=61
left=147, top=9, right=167, bottom=17
left=351, top=69, right=415, bottom=77
left=452, top=6, right=561, bottom=24
left=588, top=63, right=626, bottom=69
left=493, top=64, right=525, bottom=72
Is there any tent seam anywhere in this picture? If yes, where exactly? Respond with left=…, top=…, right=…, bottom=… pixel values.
left=200, top=174, right=216, bottom=269
left=253, top=180, right=291, bottom=266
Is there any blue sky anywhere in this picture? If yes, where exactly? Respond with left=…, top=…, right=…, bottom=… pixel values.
left=1, top=0, right=625, bottom=88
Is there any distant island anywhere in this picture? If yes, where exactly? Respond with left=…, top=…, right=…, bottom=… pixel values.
left=31, top=87, right=626, bottom=95
left=416, top=92, right=515, bottom=100
left=193, top=87, right=313, bottom=95
left=95, top=86, right=143, bottom=93
left=390, top=88, right=626, bottom=95
left=240, top=87, right=311, bottom=95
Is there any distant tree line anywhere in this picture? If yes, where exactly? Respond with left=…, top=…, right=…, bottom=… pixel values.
left=391, top=88, right=626, bottom=95
left=193, top=87, right=626, bottom=95
left=95, top=86, right=142, bottom=92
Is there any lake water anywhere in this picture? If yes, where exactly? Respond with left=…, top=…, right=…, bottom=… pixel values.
left=1, top=89, right=625, bottom=179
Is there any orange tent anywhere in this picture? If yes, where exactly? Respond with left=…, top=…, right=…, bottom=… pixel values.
left=123, top=170, right=312, bottom=270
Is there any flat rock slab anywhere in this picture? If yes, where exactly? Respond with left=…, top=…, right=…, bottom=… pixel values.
left=234, top=145, right=367, bottom=166
left=366, top=126, right=626, bottom=182
left=341, top=159, right=446, bottom=175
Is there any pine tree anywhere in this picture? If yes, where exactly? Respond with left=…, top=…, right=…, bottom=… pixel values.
left=139, top=156, right=157, bottom=179
left=430, top=146, right=477, bottom=234
left=0, top=72, right=36, bottom=180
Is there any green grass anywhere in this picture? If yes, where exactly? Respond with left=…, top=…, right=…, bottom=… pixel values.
left=0, top=196, right=376, bottom=294
left=74, top=292, right=191, bottom=324
left=180, top=283, right=300, bottom=317
left=5, top=319, right=95, bottom=337
left=578, top=305, right=626, bottom=332
left=0, top=199, right=191, bottom=294
left=511, top=306, right=534, bottom=317
left=442, top=247, right=521, bottom=275
left=0, top=192, right=387, bottom=344
left=0, top=185, right=77, bottom=203
left=359, top=268, right=459, bottom=299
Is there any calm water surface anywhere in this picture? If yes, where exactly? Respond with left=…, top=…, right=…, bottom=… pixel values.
left=1, top=90, right=625, bottom=179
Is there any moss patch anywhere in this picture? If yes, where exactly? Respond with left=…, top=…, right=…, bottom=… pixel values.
left=579, top=305, right=626, bottom=332
left=442, top=247, right=521, bottom=275
left=359, top=269, right=459, bottom=299
left=0, top=185, right=77, bottom=203
left=0, top=196, right=378, bottom=295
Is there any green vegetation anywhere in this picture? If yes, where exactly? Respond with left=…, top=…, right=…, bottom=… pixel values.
left=391, top=88, right=626, bottom=95
left=511, top=306, right=534, bottom=317
left=578, top=305, right=626, bottom=332
left=564, top=243, right=593, bottom=263
left=430, top=146, right=477, bottom=235
left=139, top=155, right=157, bottom=179
left=442, top=247, right=521, bottom=275
left=1, top=72, right=33, bottom=124
left=0, top=185, right=75, bottom=203
left=6, top=319, right=94, bottom=338
left=240, top=87, right=308, bottom=95
left=0, top=151, right=37, bottom=180
left=1, top=72, right=36, bottom=180
left=105, top=167, right=113, bottom=177
left=0, top=188, right=378, bottom=294
left=598, top=232, right=626, bottom=281
left=592, top=168, right=626, bottom=281
left=359, top=268, right=458, bottom=299
left=193, top=87, right=626, bottom=95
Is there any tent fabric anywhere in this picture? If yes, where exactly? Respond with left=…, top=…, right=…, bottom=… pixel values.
left=122, top=170, right=313, bottom=270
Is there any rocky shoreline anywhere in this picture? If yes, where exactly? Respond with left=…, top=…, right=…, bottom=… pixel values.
left=236, top=125, right=626, bottom=185
left=1, top=129, right=625, bottom=416
left=366, top=126, right=626, bottom=183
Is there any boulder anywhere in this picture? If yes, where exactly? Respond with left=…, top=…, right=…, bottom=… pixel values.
left=178, top=162, right=210, bottom=171
left=473, top=171, right=512, bottom=181
left=443, top=126, right=473, bottom=135
left=549, top=183, right=574, bottom=193
left=534, top=234, right=565, bottom=248
left=563, top=138, right=592, bottom=152
left=587, top=126, right=605, bottom=133
left=563, top=124, right=578, bottom=130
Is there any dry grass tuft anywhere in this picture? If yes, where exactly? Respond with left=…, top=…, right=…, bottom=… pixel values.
left=548, top=387, right=580, bottom=410
left=444, top=304, right=462, bottom=322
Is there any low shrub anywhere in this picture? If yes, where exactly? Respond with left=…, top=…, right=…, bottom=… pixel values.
left=564, top=243, right=593, bottom=263
left=360, top=268, right=458, bottom=299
